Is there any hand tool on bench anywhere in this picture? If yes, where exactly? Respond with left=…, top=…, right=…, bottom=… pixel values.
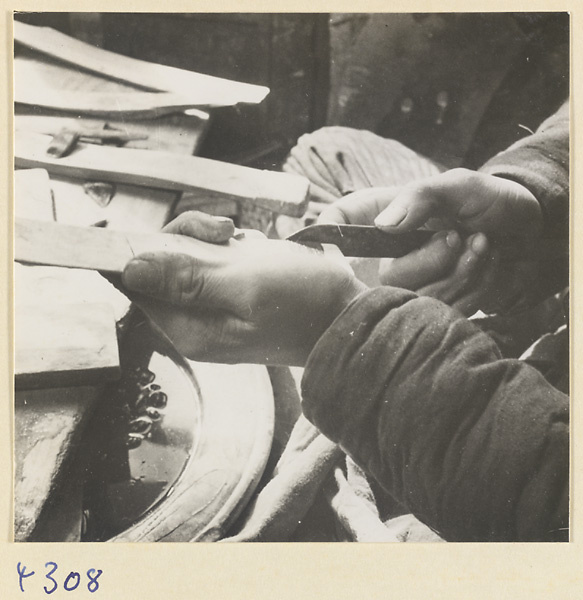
left=47, top=124, right=149, bottom=158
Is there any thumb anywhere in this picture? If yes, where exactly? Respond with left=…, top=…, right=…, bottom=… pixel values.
left=374, top=178, right=450, bottom=231
left=163, top=210, right=235, bottom=243
left=318, top=187, right=402, bottom=225
left=373, top=168, right=541, bottom=235
left=122, top=252, right=225, bottom=310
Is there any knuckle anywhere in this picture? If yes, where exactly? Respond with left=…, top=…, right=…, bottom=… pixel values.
left=447, top=167, right=475, bottom=183
left=170, top=255, right=205, bottom=305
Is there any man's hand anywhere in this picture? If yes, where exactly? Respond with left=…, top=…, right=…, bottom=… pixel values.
left=318, top=168, right=542, bottom=315
left=121, top=211, right=367, bottom=366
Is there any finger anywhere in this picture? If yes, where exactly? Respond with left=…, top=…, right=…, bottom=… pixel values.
left=374, top=176, right=449, bottom=231
left=122, top=252, right=228, bottom=310
left=416, top=233, right=490, bottom=304
left=477, top=257, right=538, bottom=315
left=374, top=168, right=541, bottom=236
left=454, top=173, right=541, bottom=235
left=318, top=187, right=402, bottom=225
left=378, top=230, right=463, bottom=290
left=163, top=211, right=235, bottom=243
left=449, top=250, right=502, bottom=316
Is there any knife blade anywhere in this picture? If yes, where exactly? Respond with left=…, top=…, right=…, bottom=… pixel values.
left=287, top=224, right=434, bottom=258
left=287, top=223, right=566, bottom=261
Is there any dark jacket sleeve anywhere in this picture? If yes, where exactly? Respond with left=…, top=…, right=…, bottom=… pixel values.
left=480, top=100, right=569, bottom=297
left=301, top=287, right=569, bottom=542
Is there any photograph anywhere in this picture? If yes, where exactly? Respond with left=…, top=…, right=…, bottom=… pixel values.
left=13, top=11, right=569, bottom=546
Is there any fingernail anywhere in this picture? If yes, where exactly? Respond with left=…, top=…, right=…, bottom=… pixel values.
left=123, top=258, right=161, bottom=292
left=446, top=230, right=461, bottom=249
left=214, top=216, right=235, bottom=234
left=374, top=205, right=408, bottom=228
left=471, top=233, right=488, bottom=255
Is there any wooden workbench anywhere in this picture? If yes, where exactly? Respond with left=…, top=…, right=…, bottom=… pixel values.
left=14, top=45, right=211, bottom=542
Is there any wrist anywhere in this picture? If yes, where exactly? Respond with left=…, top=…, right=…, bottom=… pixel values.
left=291, top=273, right=368, bottom=367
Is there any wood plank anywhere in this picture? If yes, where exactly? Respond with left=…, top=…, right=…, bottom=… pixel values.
left=15, top=52, right=143, bottom=95
left=15, top=57, right=214, bottom=119
left=15, top=131, right=310, bottom=216
left=15, top=302, right=120, bottom=390
left=15, top=218, right=240, bottom=274
left=49, top=176, right=175, bottom=233
left=14, top=168, right=55, bottom=221
left=15, top=264, right=130, bottom=322
left=14, top=386, right=98, bottom=541
left=16, top=88, right=210, bottom=120
left=14, top=54, right=211, bottom=156
left=27, top=472, right=85, bottom=542
left=14, top=21, right=269, bottom=106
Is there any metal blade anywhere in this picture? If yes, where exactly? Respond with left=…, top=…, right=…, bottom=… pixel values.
left=287, top=223, right=567, bottom=261
left=287, top=224, right=433, bottom=258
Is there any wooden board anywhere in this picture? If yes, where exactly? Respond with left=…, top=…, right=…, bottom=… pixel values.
left=48, top=176, right=176, bottom=233
left=14, top=21, right=269, bottom=107
left=15, top=57, right=215, bottom=119
left=14, top=53, right=211, bottom=155
left=15, top=302, right=120, bottom=390
left=15, top=131, right=310, bottom=217
left=15, top=218, right=245, bottom=274
left=14, top=168, right=55, bottom=221
left=15, top=166, right=168, bottom=238
left=16, top=88, right=208, bottom=120
left=14, top=386, right=98, bottom=541
left=27, top=471, right=85, bottom=542
left=14, top=263, right=130, bottom=322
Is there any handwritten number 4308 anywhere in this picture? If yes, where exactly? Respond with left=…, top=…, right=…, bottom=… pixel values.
left=17, top=562, right=102, bottom=594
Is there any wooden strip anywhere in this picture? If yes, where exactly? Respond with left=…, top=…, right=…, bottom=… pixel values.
left=14, top=168, right=55, bottom=221
left=15, top=302, right=120, bottom=389
left=15, top=87, right=208, bottom=119
left=15, top=56, right=214, bottom=117
left=14, top=386, right=98, bottom=541
left=49, top=177, right=175, bottom=233
left=14, top=21, right=269, bottom=106
left=15, top=218, right=237, bottom=274
left=15, top=131, right=309, bottom=217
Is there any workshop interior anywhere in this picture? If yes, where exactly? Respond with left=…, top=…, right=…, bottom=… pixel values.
left=13, top=12, right=569, bottom=543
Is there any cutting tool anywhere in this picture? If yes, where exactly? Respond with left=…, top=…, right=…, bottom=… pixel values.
left=287, top=223, right=566, bottom=261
